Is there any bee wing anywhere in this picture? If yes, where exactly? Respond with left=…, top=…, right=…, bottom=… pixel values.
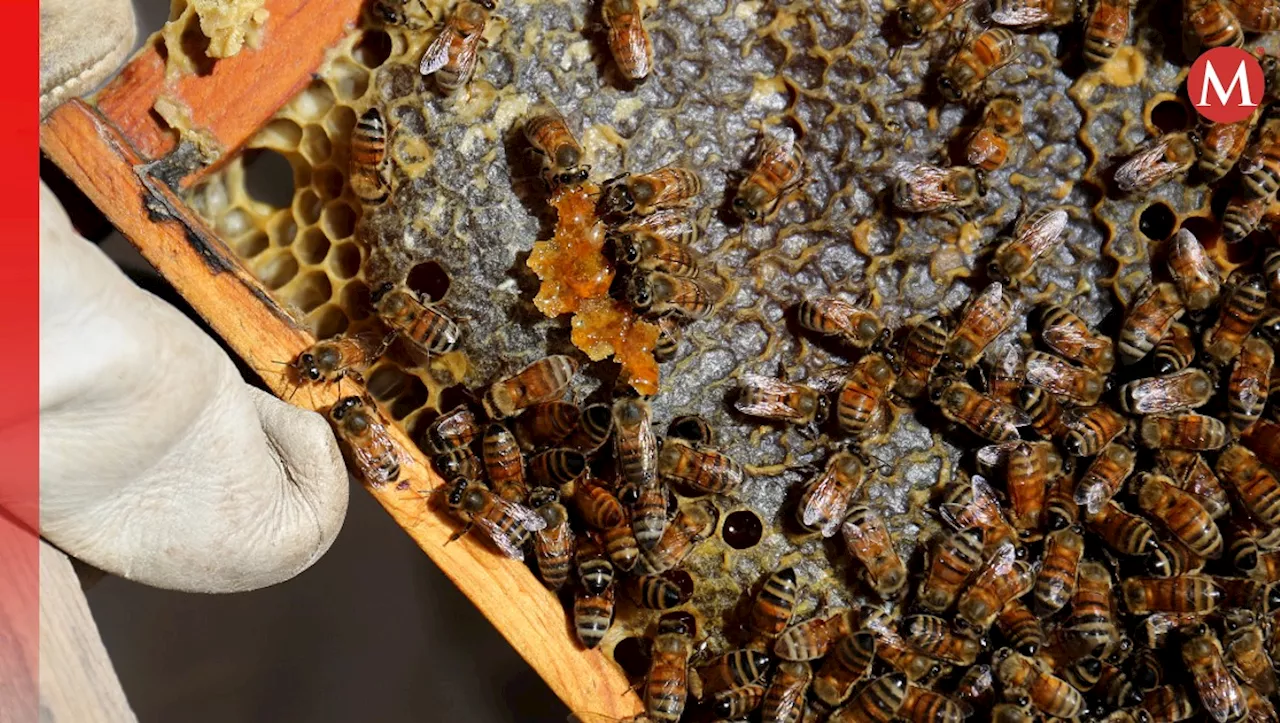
left=1016, top=208, right=1069, bottom=257
left=810, top=366, right=853, bottom=394
left=862, top=610, right=906, bottom=647
left=975, top=442, right=1016, bottom=472
left=735, top=374, right=808, bottom=422
left=1042, top=317, right=1093, bottom=358
left=419, top=28, right=454, bottom=75
left=1115, top=140, right=1180, bottom=192
left=986, top=540, right=1017, bottom=576
left=989, top=5, right=1054, bottom=26
left=476, top=499, right=545, bottom=561
left=1024, top=353, right=1062, bottom=390
left=1075, top=479, right=1107, bottom=517
left=840, top=508, right=884, bottom=561
left=897, top=165, right=963, bottom=210
left=451, top=34, right=483, bottom=79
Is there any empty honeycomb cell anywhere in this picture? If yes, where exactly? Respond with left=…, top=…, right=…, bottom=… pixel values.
left=331, top=242, right=363, bottom=280
left=233, top=230, right=269, bottom=258
left=406, top=260, right=450, bottom=302
left=310, top=303, right=348, bottom=340
left=325, top=104, right=358, bottom=140
left=178, top=13, right=216, bottom=77
left=367, top=363, right=412, bottom=401
left=1147, top=94, right=1190, bottom=134
left=330, top=58, right=371, bottom=102
left=301, top=124, right=334, bottom=165
left=266, top=209, right=298, bottom=247
left=294, top=189, right=323, bottom=225
left=339, top=279, right=371, bottom=318
left=216, top=207, right=251, bottom=237
left=1139, top=202, right=1176, bottom=240
left=296, top=227, right=332, bottom=265
left=255, top=118, right=304, bottom=152
left=253, top=251, right=300, bottom=291
left=389, top=375, right=429, bottom=420
left=722, top=509, right=764, bottom=550
left=321, top=201, right=358, bottom=239
left=313, top=164, right=345, bottom=201
left=289, top=271, right=334, bottom=314
left=243, top=150, right=296, bottom=208
left=292, top=79, right=336, bottom=121
left=610, top=636, right=650, bottom=679
left=353, top=28, right=392, bottom=68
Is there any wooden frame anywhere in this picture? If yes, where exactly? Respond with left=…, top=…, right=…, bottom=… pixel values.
left=39, top=0, right=643, bottom=718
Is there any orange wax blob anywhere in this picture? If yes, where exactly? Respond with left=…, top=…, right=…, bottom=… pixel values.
left=527, top=183, right=661, bottom=394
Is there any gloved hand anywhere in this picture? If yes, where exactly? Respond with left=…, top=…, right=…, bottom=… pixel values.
left=39, top=0, right=350, bottom=593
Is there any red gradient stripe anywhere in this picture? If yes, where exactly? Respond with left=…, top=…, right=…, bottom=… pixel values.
left=0, top=0, right=41, bottom=718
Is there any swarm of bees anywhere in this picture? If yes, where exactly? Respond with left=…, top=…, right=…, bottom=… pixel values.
left=255, top=0, right=1280, bottom=721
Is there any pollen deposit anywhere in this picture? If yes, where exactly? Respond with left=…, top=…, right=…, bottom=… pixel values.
left=527, top=184, right=660, bottom=395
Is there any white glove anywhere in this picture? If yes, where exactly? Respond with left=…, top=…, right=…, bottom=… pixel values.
left=39, top=0, right=350, bottom=593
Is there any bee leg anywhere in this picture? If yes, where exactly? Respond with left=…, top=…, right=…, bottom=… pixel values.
left=687, top=667, right=703, bottom=700
left=446, top=523, right=473, bottom=545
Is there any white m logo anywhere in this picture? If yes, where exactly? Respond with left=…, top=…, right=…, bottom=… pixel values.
left=1196, top=58, right=1256, bottom=107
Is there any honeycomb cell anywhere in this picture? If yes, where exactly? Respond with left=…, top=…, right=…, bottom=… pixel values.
left=289, top=270, right=334, bottom=314
left=367, top=364, right=411, bottom=401
left=310, top=303, right=348, bottom=340
left=330, top=58, right=371, bottom=102
left=297, top=227, right=332, bottom=265
left=313, top=164, right=345, bottom=201
left=254, top=251, right=300, bottom=290
left=610, top=636, right=650, bottom=679
left=390, top=375, right=429, bottom=420
left=324, top=105, right=358, bottom=141
left=340, top=279, right=372, bottom=319
left=234, top=230, right=269, bottom=258
left=722, top=509, right=763, bottom=550
left=292, top=79, right=336, bottom=121
left=301, top=124, right=334, bottom=165
left=406, top=260, right=450, bottom=302
left=294, top=189, right=323, bottom=225
left=321, top=201, right=357, bottom=239
left=353, top=28, right=392, bottom=68
left=1148, top=95, right=1190, bottom=134
left=331, top=242, right=363, bottom=280
left=266, top=209, right=298, bottom=247
left=216, top=207, right=252, bottom=237
left=256, top=118, right=304, bottom=152
left=243, top=150, right=295, bottom=209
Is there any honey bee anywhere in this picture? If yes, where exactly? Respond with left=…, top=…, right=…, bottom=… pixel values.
left=1242, top=418, right=1280, bottom=467
left=1185, top=0, right=1245, bottom=49
left=1132, top=647, right=1165, bottom=690
left=602, top=167, right=702, bottom=217
left=1167, top=228, right=1222, bottom=312
left=611, top=208, right=698, bottom=260
left=1140, top=413, right=1230, bottom=451
left=1198, top=111, right=1260, bottom=182
left=435, top=446, right=482, bottom=482
left=1020, top=386, right=1072, bottom=440
left=613, top=397, right=657, bottom=488
left=1183, top=626, right=1247, bottom=723
left=736, top=374, right=829, bottom=428
left=1216, top=445, right=1280, bottom=527
left=1115, top=132, right=1200, bottom=194
left=601, top=0, right=653, bottom=82
left=904, top=615, right=982, bottom=665
left=1141, top=683, right=1199, bottom=722
left=917, top=526, right=985, bottom=613
left=1205, top=272, right=1268, bottom=365
left=942, top=282, right=1015, bottom=373
left=1229, top=337, right=1274, bottom=434
left=1004, top=441, right=1049, bottom=536
left=418, top=0, right=491, bottom=93
left=656, top=438, right=744, bottom=496
left=602, top=519, right=639, bottom=571
left=625, top=574, right=690, bottom=610
left=574, top=583, right=614, bottom=649
left=292, top=330, right=389, bottom=389
left=1024, top=350, right=1106, bottom=406
left=895, top=316, right=950, bottom=399
left=528, top=448, right=587, bottom=488
left=814, top=632, right=876, bottom=707
left=762, top=660, right=812, bottom=723
left=628, top=271, right=716, bottom=319
left=990, top=0, right=1078, bottom=27
left=710, top=684, right=766, bottom=720
left=1121, top=575, right=1223, bottom=614
left=938, top=27, right=1022, bottom=102
left=1223, top=610, right=1278, bottom=696
left=350, top=108, right=389, bottom=205
left=940, top=474, right=1020, bottom=553
left=896, top=0, right=972, bottom=38
left=1243, top=116, right=1280, bottom=198
left=863, top=610, right=950, bottom=683
left=795, top=296, right=886, bottom=350
left=614, top=231, right=697, bottom=279
left=634, top=499, right=718, bottom=575
left=991, top=701, right=1036, bottom=723
left=828, top=673, right=909, bottom=723
left=623, top=480, right=669, bottom=551
left=1039, top=304, right=1116, bottom=373
left=445, top=478, right=545, bottom=561
left=932, top=378, right=1031, bottom=442
left=1138, top=612, right=1208, bottom=649
left=842, top=505, right=908, bottom=599
left=993, top=648, right=1085, bottom=719
left=573, top=475, right=625, bottom=530
left=643, top=615, right=695, bottom=723
left=1095, top=664, right=1144, bottom=708
left=734, top=129, right=806, bottom=222
left=1084, top=0, right=1131, bottom=64
left=421, top=405, right=480, bottom=461
left=892, top=163, right=986, bottom=212
left=1075, top=442, right=1137, bottom=515
left=1148, top=537, right=1207, bottom=577
left=1153, top=322, right=1196, bottom=375
left=329, top=396, right=402, bottom=486
left=988, top=346, right=1025, bottom=405
left=576, top=533, right=614, bottom=594
left=563, top=403, right=613, bottom=454
left=1087, top=499, right=1158, bottom=556
left=956, top=542, right=1035, bottom=633
left=1119, top=369, right=1214, bottom=416
left=1135, top=472, right=1224, bottom=559
left=775, top=609, right=854, bottom=662
left=516, top=401, right=579, bottom=450
left=483, top=355, right=578, bottom=420
left=751, top=567, right=801, bottom=642
left=530, top=487, right=574, bottom=589
left=1233, top=536, right=1280, bottom=581
left=837, top=353, right=898, bottom=435
left=372, top=283, right=462, bottom=356
left=1222, top=192, right=1269, bottom=243
left=1034, top=526, right=1084, bottom=613
left=1063, top=404, right=1129, bottom=457
left=899, top=684, right=966, bottom=723
left=795, top=450, right=867, bottom=537
left=1119, top=282, right=1186, bottom=366
left=1057, top=655, right=1103, bottom=693
left=966, top=98, right=1023, bottom=172
left=524, top=104, right=589, bottom=188
left=699, top=649, right=771, bottom=693
left=1063, top=560, right=1121, bottom=657
left=990, top=207, right=1070, bottom=284
left=955, top=664, right=996, bottom=709
left=652, top=316, right=682, bottom=363
left=998, top=599, right=1045, bottom=656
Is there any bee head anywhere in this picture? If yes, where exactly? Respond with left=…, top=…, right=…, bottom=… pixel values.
left=937, top=74, right=962, bottom=102
left=330, top=396, right=362, bottom=421
left=627, top=274, right=654, bottom=310
left=557, top=166, right=590, bottom=187
left=601, top=179, right=636, bottom=215
left=296, top=352, right=323, bottom=381
left=371, top=281, right=395, bottom=304
left=896, top=7, right=924, bottom=38
left=446, top=478, right=469, bottom=508
left=732, top=196, right=759, bottom=222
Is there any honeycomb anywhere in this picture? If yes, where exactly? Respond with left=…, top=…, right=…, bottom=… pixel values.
left=180, top=0, right=1280, bottom=710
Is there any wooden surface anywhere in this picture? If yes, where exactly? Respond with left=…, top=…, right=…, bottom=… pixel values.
left=39, top=541, right=138, bottom=723
left=41, top=100, right=644, bottom=722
